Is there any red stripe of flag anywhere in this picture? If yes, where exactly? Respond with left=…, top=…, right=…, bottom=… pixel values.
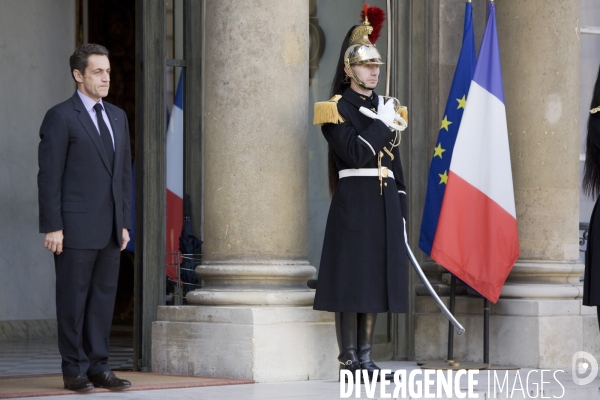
left=430, top=172, right=519, bottom=302
left=166, top=189, right=183, bottom=280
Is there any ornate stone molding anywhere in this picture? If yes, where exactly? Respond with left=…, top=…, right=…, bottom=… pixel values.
left=416, top=259, right=584, bottom=299
left=186, top=261, right=317, bottom=305
left=196, top=261, right=316, bottom=289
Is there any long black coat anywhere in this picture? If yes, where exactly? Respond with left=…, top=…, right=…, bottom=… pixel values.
left=584, top=114, right=600, bottom=306
left=313, top=88, right=408, bottom=313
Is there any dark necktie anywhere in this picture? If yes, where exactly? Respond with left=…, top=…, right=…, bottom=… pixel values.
left=93, top=103, right=114, bottom=167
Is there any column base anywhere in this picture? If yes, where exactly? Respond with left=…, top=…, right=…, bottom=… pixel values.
left=415, top=296, right=600, bottom=368
left=152, top=305, right=338, bottom=382
left=188, top=261, right=318, bottom=306
left=186, top=289, right=316, bottom=306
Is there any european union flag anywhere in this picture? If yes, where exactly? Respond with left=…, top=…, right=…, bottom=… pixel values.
left=419, top=1, right=477, bottom=256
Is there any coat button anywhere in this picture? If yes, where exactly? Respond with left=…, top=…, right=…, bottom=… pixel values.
left=110, top=202, right=114, bottom=207
left=384, top=182, right=388, bottom=187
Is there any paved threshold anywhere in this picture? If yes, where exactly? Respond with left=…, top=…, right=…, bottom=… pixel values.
left=11, top=361, right=600, bottom=400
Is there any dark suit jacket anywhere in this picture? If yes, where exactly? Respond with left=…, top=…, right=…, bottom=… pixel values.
left=38, top=92, right=132, bottom=249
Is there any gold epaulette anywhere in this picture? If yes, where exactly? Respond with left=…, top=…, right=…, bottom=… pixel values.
left=313, top=95, right=344, bottom=125
left=397, top=106, right=408, bottom=125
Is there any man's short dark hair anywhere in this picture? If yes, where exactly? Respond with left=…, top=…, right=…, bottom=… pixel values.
left=69, top=44, right=109, bottom=81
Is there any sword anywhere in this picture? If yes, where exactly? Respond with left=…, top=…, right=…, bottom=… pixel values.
left=406, top=242, right=465, bottom=335
left=360, top=1, right=465, bottom=335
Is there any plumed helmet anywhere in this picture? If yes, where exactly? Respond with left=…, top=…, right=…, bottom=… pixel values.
left=344, top=4, right=385, bottom=88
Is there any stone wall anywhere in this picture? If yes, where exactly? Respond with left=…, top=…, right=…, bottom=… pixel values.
left=0, top=0, right=75, bottom=331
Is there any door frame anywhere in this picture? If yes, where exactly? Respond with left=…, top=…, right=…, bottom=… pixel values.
left=133, top=0, right=204, bottom=370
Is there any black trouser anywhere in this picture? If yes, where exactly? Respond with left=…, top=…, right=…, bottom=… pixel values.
left=54, top=234, right=120, bottom=376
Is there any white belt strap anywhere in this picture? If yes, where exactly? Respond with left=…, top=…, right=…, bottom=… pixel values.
left=338, top=168, right=395, bottom=179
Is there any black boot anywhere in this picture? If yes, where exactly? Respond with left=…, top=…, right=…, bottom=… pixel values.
left=357, top=313, right=394, bottom=382
left=336, top=312, right=361, bottom=382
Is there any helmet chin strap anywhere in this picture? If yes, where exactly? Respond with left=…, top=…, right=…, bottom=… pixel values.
left=354, top=77, right=369, bottom=90
left=350, top=74, right=377, bottom=91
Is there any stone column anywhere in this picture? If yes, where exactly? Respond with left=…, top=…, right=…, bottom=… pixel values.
left=152, top=0, right=337, bottom=382
left=416, top=0, right=589, bottom=368
left=493, top=0, right=586, bottom=367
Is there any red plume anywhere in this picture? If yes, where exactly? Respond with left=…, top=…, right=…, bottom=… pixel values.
left=360, top=5, right=385, bottom=44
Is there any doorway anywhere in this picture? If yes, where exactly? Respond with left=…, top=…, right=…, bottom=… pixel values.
left=84, top=0, right=137, bottom=366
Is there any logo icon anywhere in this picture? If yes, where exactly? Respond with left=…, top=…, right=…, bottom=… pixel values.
left=572, top=351, right=598, bottom=385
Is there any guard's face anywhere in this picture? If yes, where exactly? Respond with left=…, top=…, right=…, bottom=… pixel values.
left=350, top=64, right=380, bottom=89
left=74, top=55, right=111, bottom=101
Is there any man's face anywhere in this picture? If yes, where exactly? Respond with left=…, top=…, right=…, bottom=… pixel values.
left=73, top=54, right=110, bottom=101
left=350, top=63, right=380, bottom=89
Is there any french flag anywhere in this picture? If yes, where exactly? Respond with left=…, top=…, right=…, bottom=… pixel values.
left=430, top=2, right=519, bottom=303
left=166, top=74, right=184, bottom=280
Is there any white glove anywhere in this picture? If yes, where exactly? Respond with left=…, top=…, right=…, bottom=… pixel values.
left=377, top=96, right=397, bottom=127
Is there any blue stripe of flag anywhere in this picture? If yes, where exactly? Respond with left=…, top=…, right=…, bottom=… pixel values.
left=473, top=3, right=504, bottom=104
left=174, top=73, right=184, bottom=110
left=418, top=1, right=477, bottom=256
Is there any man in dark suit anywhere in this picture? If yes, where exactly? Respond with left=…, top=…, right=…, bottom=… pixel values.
left=38, top=44, right=132, bottom=392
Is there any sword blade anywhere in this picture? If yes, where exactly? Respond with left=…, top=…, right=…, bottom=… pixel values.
left=406, top=243, right=465, bottom=335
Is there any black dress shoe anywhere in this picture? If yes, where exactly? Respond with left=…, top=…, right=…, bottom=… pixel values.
left=63, top=374, right=94, bottom=392
left=339, top=359, right=362, bottom=383
left=360, top=359, right=395, bottom=382
left=339, top=349, right=362, bottom=383
left=88, top=370, right=131, bottom=390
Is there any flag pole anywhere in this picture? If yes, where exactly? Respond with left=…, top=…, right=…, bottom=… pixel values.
left=482, top=298, right=493, bottom=367
left=445, top=0, right=472, bottom=368
left=385, top=0, right=391, bottom=97
left=482, top=0, right=494, bottom=368
left=447, top=275, right=457, bottom=364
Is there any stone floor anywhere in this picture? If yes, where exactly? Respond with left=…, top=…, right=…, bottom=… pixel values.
left=2, top=338, right=600, bottom=399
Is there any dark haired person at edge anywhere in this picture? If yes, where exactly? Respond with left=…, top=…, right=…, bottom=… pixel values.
left=583, top=65, right=600, bottom=330
left=312, top=6, right=408, bottom=381
left=38, top=44, right=132, bottom=392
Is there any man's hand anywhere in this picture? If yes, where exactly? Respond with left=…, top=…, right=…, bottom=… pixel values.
left=44, top=230, right=64, bottom=255
left=121, top=229, right=130, bottom=251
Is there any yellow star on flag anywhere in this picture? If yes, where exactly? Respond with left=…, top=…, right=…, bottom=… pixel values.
left=440, top=115, right=452, bottom=131
left=457, top=95, right=467, bottom=109
left=433, top=143, right=446, bottom=159
left=439, top=170, right=448, bottom=185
